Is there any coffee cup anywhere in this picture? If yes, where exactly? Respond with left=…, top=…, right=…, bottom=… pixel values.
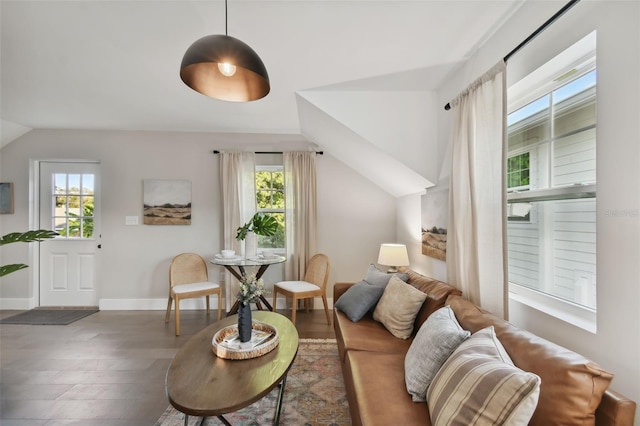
left=262, top=250, right=274, bottom=258
left=221, top=249, right=235, bottom=258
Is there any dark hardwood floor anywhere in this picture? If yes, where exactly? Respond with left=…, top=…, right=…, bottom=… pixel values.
left=0, top=308, right=335, bottom=425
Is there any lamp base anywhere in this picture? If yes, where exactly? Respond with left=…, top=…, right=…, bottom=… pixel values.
left=386, top=266, right=399, bottom=273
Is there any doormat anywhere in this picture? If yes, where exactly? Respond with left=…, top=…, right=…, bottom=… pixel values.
left=0, top=308, right=99, bottom=325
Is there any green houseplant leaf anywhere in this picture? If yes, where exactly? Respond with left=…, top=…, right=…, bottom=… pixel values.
left=235, top=213, right=279, bottom=240
left=0, top=264, right=29, bottom=278
left=0, top=229, right=58, bottom=246
left=0, top=229, right=58, bottom=278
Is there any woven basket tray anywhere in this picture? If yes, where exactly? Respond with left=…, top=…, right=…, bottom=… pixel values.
left=211, top=321, right=279, bottom=360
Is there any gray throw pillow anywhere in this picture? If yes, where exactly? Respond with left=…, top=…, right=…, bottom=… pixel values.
left=334, top=281, right=385, bottom=322
left=364, top=264, right=409, bottom=288
left=404, top=305, right=471, bottom=402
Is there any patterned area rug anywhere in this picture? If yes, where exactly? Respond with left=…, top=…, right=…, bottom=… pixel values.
left=155, top=338, right=350, bottom=426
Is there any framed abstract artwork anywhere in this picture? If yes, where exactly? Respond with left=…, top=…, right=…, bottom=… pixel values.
left=421, top=185, right=448, bottom=261
left=0, top=183, right=14, bottom=214
left=143, top=180, right=191, bottom=225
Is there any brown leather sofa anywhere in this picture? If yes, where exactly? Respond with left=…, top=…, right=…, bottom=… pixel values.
left=333, top=267, right=637, bottom=426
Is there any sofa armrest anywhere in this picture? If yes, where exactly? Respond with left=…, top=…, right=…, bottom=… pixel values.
left=596, top=389, right=637, bottom=426
left=334, top=282, right=355, bottom=302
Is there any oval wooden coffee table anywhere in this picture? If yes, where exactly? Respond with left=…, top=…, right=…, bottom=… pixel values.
left=165, top=311, right=299, bottom=426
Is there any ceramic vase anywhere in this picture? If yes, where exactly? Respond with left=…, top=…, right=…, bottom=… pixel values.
left=238, top=302, right=252, bottom=343
left=245, top=231, right=258, bottom=259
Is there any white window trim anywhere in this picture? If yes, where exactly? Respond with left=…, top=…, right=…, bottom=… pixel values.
left=509, top=282, right=596, bottom=333
left=507, top=31, right=597, bottom=330
left=507, top=183, right=596, bottom=203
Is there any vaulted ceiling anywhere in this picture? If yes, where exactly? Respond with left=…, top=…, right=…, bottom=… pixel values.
left=1, top=0, right=525, bottom=196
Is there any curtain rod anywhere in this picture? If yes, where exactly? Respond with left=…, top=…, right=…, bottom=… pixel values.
left=443, top=0, right=581, bottom=111
left=212, top=150, right=323, bottom=155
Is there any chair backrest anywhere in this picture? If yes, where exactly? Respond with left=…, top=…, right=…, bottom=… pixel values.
left=169, top=253, right=209, bottom=288
left=303, top=253, right=330, bottom=291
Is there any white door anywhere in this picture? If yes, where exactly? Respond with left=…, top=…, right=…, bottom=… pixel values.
left=39, top=162, right=100, bottom=306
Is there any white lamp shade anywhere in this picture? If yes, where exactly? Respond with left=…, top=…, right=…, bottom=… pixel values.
left=377, top=244, right=410, bottom=271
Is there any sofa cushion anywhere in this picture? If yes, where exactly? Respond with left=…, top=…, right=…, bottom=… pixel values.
left=334, top=280, right=385, bottom=322
left=427, top=326, right=541, bottom=425
left=447, top=295, right=614, bottom=426
left=345, top=350, right=431, bottom=426
left=334, top=308, right=412, bottom=362
left=399, top=267, right=463, bottom=333
left=364, top=263, right=409, bottom=288
left=405, top=306, right=470, bottom=402
left=373, top=275, right=428, bottom=339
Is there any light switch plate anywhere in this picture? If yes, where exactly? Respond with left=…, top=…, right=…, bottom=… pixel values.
left=125, top=216, right=139, bottom=226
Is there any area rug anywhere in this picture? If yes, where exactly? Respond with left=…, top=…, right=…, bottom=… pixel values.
left=155, top=338, right=350, bottom=426
left=0, top=308, right=99, bottom=325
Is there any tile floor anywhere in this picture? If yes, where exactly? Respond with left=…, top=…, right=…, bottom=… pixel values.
left=0, top=308, right=334, bottom=425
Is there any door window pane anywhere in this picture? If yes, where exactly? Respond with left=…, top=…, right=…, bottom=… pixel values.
left=53, top=173, right=95, bottom=239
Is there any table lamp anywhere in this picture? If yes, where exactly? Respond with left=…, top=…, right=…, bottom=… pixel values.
left=377, top=243, right=410, bottom=273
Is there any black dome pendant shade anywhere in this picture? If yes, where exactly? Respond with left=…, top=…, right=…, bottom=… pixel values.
left=180, top=34, right=270, bottom=102
left=180, top=0, right=269, bottom=102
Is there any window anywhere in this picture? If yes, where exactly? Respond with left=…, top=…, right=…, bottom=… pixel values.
left=255, top=166, right=285, bottom=250
left=507, top=32, right=597, bottom=329
left=507, top=152, right=532, bottom=222
left=507, top=152, right=530, bottom=190
left=53, top=173, right=95, bottom=239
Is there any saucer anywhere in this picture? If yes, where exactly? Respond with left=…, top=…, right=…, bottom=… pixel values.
left=215, top=254, right=241, bottom=261
left=258, top=254, right=279, bottom=260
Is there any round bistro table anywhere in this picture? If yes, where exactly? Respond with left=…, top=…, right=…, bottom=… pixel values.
left=211, top=255, right=286, bottom=315
left=165, top=311, right=299, bottom=426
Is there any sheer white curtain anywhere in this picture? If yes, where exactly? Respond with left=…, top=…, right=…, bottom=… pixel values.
left=284, top=152, right=318, bottom=281
left=220, top=151, right=256, bottom=311
left=446, top=60, right=508, bottom=319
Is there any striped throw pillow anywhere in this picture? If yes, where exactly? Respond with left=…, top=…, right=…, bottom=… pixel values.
left=427, top=326, right=541, bottom=426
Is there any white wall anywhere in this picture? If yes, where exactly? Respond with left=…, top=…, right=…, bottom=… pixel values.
left=317, top=154, right=397, bottom=287
left=426, top=0, right=640, bottom=417
left=0, top=130, right=395, bottom=308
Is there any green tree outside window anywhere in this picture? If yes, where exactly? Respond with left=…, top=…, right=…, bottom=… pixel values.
left=255, top=169, right=285, bottom=249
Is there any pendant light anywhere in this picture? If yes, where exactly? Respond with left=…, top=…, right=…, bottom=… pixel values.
left=180, top=0, right=270, bottom=102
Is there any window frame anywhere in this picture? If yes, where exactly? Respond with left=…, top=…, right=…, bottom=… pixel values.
left=506, top=33, right=597, bottom=332
left=255, top=165, right=285, bottom=252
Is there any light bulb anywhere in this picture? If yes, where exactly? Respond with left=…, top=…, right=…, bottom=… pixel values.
left=218, top=62, right=237, bottom=77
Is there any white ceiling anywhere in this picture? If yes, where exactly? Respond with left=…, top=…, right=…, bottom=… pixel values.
left=1, top=0, right=526, bottom=195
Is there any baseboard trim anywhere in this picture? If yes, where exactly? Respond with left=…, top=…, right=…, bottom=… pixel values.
left=0, top=298, right=37, bottom=310
left=99, top=297, right=225, bottom=310
left=1, top=296, right=335, bottom=311
left=274, top=297, right=335, bottom=310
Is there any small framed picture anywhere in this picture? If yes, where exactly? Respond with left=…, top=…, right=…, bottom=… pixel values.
left=0, top=182, right=14, bottom=214
left=143, top=179, right=191, bottom=225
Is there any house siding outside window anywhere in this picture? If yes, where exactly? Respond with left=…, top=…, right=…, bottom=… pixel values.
left=507, top=38, right=597, bottom=321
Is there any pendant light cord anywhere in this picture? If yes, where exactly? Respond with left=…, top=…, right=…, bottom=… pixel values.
left=224, top=0, right=228, bottom=36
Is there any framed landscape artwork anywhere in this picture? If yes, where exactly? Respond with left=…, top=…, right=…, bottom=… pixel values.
left=421, top=185, right=448, bottom=261
left=0, top=182, right=14, bottom=214
left=143, top=180, right=191, bottom=225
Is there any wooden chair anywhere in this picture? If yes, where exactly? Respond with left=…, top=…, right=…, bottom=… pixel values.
left=165, top=253, right=222, bottom=336
left=272, top=253, right=331, bottom=325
